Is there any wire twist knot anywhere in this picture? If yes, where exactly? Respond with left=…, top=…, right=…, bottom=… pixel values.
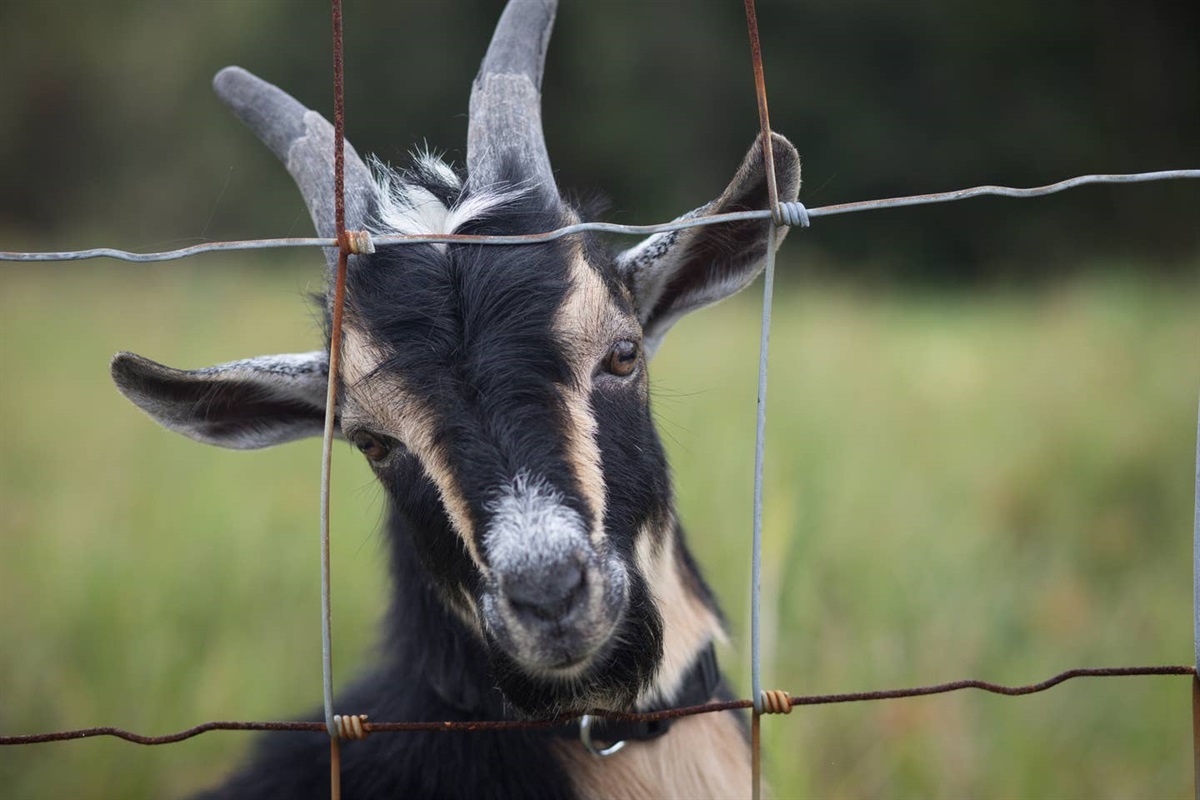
left=774, top=202, right=810, bottom=228
left=759, top=689, right=793, bottom=714
left=339, top=230, right=376, bottom=255
left=333, top=714, right=370, bottom=740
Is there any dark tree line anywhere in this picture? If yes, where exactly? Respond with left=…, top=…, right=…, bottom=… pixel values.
left=1, top=0, right=1196, bottom=281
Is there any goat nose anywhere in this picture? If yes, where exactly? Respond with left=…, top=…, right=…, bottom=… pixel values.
left=503, top=560, right=586, bottom=624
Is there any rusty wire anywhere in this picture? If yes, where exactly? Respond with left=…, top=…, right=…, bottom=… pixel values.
left=321, top=1, right=352, bottom=798
left=0, top=1, right=1197, bottom=797
left=1194, top=676, right=1200, bottom=790
left=743, top=0, right=778, bottom=218
left=1, top=666, right=1192, bottom=747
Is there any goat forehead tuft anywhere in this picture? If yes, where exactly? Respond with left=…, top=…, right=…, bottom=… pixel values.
left=345, top=172, right=582, bottom=380
left=368, top=152, right=527, bottom=239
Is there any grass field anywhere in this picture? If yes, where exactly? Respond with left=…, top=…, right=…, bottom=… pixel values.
left=0, top=259, right=1196, bottom=799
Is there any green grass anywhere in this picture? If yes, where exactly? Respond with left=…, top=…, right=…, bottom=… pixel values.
left=0, top=261, right=1195, bottom=799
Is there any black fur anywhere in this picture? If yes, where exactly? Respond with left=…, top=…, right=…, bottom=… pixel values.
left=343, top=166, right=667, bottom=715
left=197, top=160, right=723, bottom=798
left=196, top=513, right=577, bottom=799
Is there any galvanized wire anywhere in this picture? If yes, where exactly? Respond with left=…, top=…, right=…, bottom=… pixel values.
left=744, top=0, right=776, bottom=733
left=743, top=4, right=783, bottom=795
left=749, top=222, right=775, bottom=800
left=2, top=170, right=1195, bottom=264
left=751, top=221, right=777, bottom=718
left=0, top=0, right=1194, bottom=794
left=1194, top=403, right=1199, bottom=674
left=0, top=166, right=1194, bottom=791
left=0, top=167, right=1195, bottom=750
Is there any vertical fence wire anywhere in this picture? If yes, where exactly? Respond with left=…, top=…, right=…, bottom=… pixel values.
left=1, top=1, right=1190, bottom=796
left=742, top=0, right=779, bottom=222
left=321, top=0, right=350, bottom=797
left=1192, top=401, right=1199, bottom=798
left=750, top=222, right=779, bottom=800
left=742, top=1, right=782, bottom=798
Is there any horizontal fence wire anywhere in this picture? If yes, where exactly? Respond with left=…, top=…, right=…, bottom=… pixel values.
left=1, top=170, right=1196, bottom=263
left=0, top=98, right=1195, bottom=771
left=2, top=665, right=1192, bottom=746
left=0, top=167, right=1197, bottom=752
left=2, top=0, right=1196, bottom=791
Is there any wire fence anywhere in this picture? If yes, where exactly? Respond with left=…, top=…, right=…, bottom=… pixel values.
left=1, top=1, right=1197, bottom=798
left=4, top=172, right=1196, bottom=264
left=2, top=666, right=1193, bottom=747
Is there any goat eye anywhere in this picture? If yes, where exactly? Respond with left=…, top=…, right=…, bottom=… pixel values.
left=603, top=340, right=639, bottom=377
left=352, top=431, right=390, bottom=461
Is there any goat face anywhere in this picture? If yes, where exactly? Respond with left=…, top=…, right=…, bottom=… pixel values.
left=109, top=0, right=800, bottom=717
left=336, top=176, right=656, bottom=707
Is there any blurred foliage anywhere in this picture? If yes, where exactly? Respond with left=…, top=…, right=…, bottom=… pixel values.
left=0, top=1, right=1198, bottom=798
left=0, top=262, right=1196, bottom=798
left=0, top=0, right=1197, bottom=279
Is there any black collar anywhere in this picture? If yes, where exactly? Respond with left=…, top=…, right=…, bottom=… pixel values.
left=553, top=643, right=721, bottom=746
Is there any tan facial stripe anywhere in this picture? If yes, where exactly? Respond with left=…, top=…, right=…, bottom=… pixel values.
left=412, top=427, right=487, bottom=572
left=340, top=326, right=488, bottom=574
left=558, top=382, right=606, bottom=536
left=634, top=520, right=724, bottom=707
left=552, top=252, right=622, bottom=534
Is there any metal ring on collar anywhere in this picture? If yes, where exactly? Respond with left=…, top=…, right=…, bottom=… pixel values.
left=579, top=714, right=626, bottom=758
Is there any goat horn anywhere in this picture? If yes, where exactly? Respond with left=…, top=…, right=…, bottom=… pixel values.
left=212, top=66, right=377, bottom=275
left=467, top=0, right=559, bottom=198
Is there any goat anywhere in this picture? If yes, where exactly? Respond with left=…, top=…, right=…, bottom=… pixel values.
left=110, top=1, right=800, bottom=796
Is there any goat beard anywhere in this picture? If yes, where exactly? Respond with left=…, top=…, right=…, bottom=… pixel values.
left=484, top=624, right=663, bottom=719
left=494, top=590, right=664, bottom=718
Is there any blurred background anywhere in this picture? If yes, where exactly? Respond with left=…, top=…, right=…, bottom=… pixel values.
left=0, top=0, right=1196, bottom=797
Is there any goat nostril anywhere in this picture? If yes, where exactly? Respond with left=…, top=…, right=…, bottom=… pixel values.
left=505, top=561, right=585, bottom=623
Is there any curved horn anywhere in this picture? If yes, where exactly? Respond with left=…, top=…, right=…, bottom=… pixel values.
left=467, top=0, right=558, bottom=197
left=213, top=66, right=377, bottom=274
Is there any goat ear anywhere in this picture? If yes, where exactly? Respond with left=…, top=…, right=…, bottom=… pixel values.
left=110, top=351, right=332, bottom=450
left=616, top=132, right=800, bottom=358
